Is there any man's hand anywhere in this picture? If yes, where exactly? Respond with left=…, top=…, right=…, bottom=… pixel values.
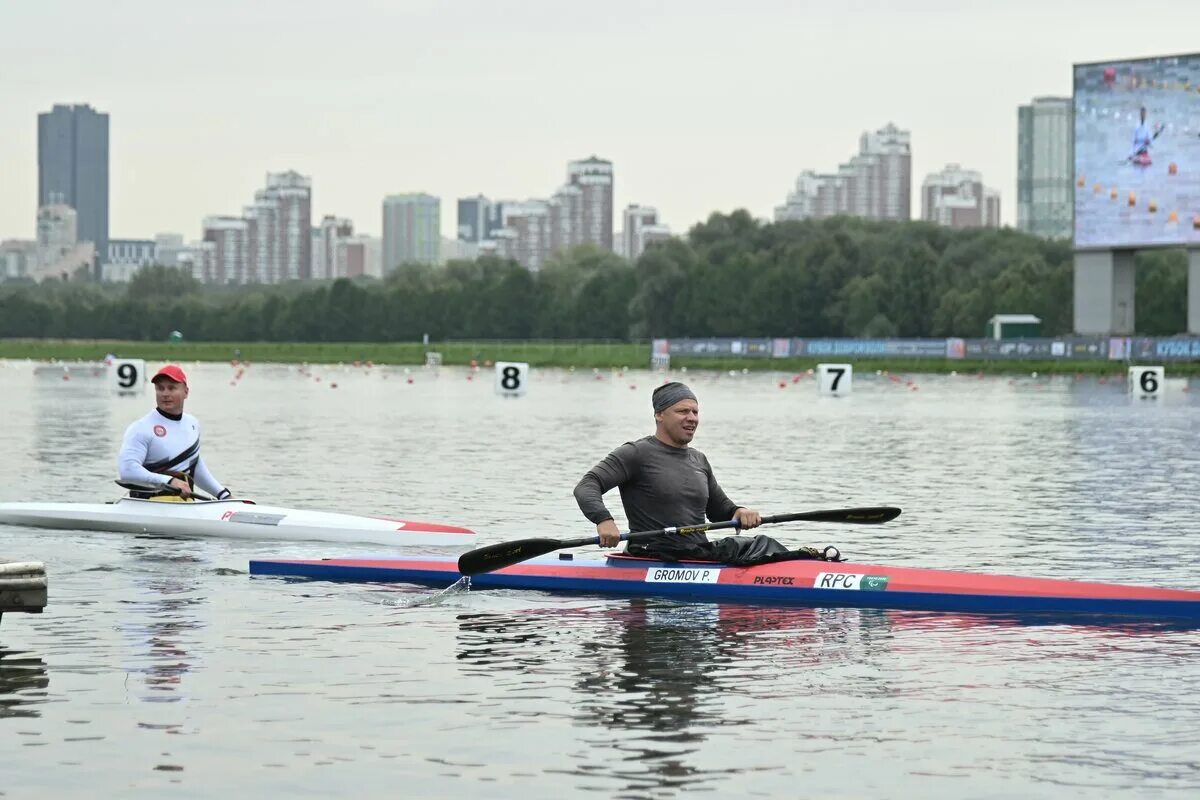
left=167, top=477, right=193, bottom=498
left=597, top=519, right=622, bottom=548
left=733, top=507, right=762, bottom=530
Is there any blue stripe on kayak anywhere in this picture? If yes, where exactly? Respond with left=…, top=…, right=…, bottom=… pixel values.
left=248, top=559, right=1200, bottom=621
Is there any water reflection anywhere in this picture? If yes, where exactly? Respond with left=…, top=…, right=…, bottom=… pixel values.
left=119, top=540, right=208, bottom=703
left=450, top=596, right=1200, bottom=795
left=0, top=648, right=49, bottom=719
left=568, top=601, right=898, bottom=729
left=452, top=600, right=904, bottom=795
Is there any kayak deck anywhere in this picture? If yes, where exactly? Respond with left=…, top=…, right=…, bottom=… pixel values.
left=247, top=553, right=1200, bottom=620
left=0, top=498, right=476, bottom=547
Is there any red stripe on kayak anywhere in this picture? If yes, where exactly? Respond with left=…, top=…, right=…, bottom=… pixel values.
left=371, top=518, right=475, bottom=534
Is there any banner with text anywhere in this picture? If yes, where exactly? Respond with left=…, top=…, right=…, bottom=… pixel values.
left=653, top=337, right=1200, bottom=363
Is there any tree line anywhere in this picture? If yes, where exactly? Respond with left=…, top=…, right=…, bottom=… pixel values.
left=0, top=212, right=1191, bottom=341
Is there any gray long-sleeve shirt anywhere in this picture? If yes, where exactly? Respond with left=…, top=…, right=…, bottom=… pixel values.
left=573, top=435, right=740, bottom=548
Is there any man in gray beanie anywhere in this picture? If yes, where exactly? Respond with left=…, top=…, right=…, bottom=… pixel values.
left=574, top=381, right=780, bottom=562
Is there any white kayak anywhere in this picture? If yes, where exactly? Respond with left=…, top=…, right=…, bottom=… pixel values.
left=0, top=497, right=477, bottom=547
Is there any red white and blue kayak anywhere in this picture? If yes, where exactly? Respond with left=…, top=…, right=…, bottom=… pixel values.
left=248, top=553, right=1200, bottom=620
left=0, top=497, right=476, bottom=548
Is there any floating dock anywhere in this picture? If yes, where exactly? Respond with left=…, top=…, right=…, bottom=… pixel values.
left=0, top=561, right=48, bottom=626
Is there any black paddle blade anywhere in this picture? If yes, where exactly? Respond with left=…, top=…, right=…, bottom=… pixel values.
left=458, top=538, right=568, bottom=576
left=829, top=506, right=901, bottom=524
left=766, top=506, right=902, bottom=525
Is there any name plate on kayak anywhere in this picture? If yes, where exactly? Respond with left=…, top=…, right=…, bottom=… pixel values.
left=225, top=512, right=286, bottom=527
left=645, top=567, right=722, bottom=584
left=815, top=572, right=890, bottom=591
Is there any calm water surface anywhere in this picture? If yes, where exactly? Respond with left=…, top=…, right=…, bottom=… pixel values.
left=1, top=360, right=1199, bottom=799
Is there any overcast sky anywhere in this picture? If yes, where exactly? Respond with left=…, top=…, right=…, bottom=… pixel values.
left=3, top=0, right=1199, bottom=242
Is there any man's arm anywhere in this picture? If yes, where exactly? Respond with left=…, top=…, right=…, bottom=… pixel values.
left=573, top=442, right=639, bottom=523
left=191, top=457, right=229, bottom=499
left=574, top=442, right=640, bottom=547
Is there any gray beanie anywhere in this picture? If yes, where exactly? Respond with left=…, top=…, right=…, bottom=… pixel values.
left=652, top=381, right=697, bottom=413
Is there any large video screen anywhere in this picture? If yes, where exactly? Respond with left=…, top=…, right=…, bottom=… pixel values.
left=1074, top=53, right=1200, bottom=248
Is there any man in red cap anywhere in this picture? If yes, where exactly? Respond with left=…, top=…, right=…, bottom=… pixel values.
left=117, top=364, right=231, bottom=500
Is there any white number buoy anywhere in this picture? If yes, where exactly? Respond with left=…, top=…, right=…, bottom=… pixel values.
left=111, top=359, right=146, bottom=396
left=494, top=361, right=529, bottom=397
left=817, top=363, right=852, bottom=397
left=1128, top=365, right=1164, bottom=399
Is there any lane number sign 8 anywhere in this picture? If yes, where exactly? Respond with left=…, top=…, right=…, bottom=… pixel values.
left=494, top=361, right=529, bottom=397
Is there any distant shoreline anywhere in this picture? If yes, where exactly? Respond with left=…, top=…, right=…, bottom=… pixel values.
left=4, top=339, right=1198, bottom=376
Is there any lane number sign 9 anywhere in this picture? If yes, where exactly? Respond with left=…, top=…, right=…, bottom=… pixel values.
left=111, top=359, right=146, bottom=396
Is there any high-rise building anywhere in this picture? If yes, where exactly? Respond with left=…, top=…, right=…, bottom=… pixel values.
left=774, top=172, right=833, bottom=221
left=484, top=201, right=513, bottom=240
left=857, top=123, right=911, bottom=220
left=549, top=184, right=582, bottom=254
left=334, top=235, right=381, bottom=279
left=264, top=171, right=313, bottom=280
left=38, top=104, right=109, bottom=277
left=440, top=237, right=479, bottom=264
left=203, top=216, right=250, bottom=284
left=457, top=195, right=490, bottom=242
left=242, top=200, right=276, bottom=284
left=776, top=123, right=912, bottom=222
left=197, top=171, right=311, bottom=284
left=178, top=241, right=216, bottom=284
left=498, top=200, right=552, bottom=271
left=567, top=156, right=614, bottom=250
left=1, top=240, right=38, bottom=281
left=103, top=239, right=156, bottom=282
left=314, top=216, right=353, bottom=279
left=30, top=204, right=93, bottom=281
left=1017, top=97, right=1073, bottom=239
left=382, top=193, right=440, bottom=270
left=921, top=164, right=1001, bottom=229
left=148, top=233, right=219, bottom=284
left=622, top=205, right=672, bottom=260
left=152, top=233, right=187, bottom=268
left=468, top=156, right=616, bottom=270
left=36, top=204, right=77, bottom=254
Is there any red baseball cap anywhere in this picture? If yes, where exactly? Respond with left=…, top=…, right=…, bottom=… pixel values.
left=152, top=364, right=188, bottom=385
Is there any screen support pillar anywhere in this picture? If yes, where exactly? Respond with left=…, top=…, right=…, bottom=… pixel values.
left=1188, top=249, right=1200, bottom=334
left=1074, top=249, right=1135, bottom=335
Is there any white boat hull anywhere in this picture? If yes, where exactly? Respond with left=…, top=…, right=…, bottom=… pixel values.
left=0, top=498, right=476, bottom=547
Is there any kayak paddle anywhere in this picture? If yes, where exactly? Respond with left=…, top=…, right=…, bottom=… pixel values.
left=116, top=479, right=221, bottom=502
left=457, top=506, right=901, bottom=576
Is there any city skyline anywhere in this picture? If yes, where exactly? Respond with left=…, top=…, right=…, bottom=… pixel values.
left=775, top=122, right=912, bottom=222
left=3, top=2, right=1199, bottom=244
